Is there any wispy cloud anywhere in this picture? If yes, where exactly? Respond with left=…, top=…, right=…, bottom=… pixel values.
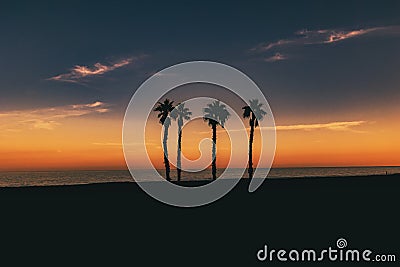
left=202, top=120, right=368, bottom=134
left=0, top=101, right=110, bottom=131
left=251, top=25, right=400, bottom=54
left=265, top=53, right=288, bottom=62
left=296, top=27, right=382, bottom=44
left=48, top=58, right=134, bottom=83
left=251, top=39, right=294, bottom=52
left=275, top=121, right=367, bottom=132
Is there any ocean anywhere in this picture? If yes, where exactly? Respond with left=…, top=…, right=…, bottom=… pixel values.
left=0, top=166, right=399, bottom=187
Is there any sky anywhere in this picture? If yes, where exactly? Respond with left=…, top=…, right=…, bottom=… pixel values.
left=1, top=0, right=400, bottom=170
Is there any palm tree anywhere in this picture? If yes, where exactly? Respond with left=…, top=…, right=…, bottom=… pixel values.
left=170, top=103, right=192, bottom=181
left=242, top=99, right=267, bottom=179
left=203, top=100, right=230, bottom=180
left=154, top=99, right=175, bottom=181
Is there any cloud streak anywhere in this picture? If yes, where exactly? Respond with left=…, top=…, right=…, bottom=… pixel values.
left=48, top=58, right=134, bottom=83
left=275, top=121, right=367, bottom=131
left=200, top=121, right=368, bottom=134
left=251, top=39, right=294, bottom=52
left=0, top=101, right=110, bottom=131
left=251, top=25, right=400, bottom=53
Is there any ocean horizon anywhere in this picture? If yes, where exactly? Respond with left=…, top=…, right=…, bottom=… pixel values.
left=0, top=166, right=399, bottom=187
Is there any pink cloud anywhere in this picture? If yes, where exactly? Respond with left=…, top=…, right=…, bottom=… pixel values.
left=323, top=28, right=378, bottom=43
left=48, top=58, right=133, bottom=83
left=251, top=26, right=398, bottom=54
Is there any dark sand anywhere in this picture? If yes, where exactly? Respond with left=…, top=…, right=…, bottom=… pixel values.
left=1, top=174, right=399, bottom=266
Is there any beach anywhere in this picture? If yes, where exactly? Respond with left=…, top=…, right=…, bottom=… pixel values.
left=1, top=174, right=398, bottom=265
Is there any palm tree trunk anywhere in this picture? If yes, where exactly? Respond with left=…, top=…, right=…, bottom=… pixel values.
left=212, top=123, right=217, bottom=180
left=248, top=117, right=255, bottom=179
left=163, top=124, right=171, bottom=181
left=177, top=124, right=182, bottom=181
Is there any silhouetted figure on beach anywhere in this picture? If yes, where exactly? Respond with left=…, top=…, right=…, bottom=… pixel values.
left=203, top=100, right=230, bottom=180
left=242, top=99, right=267, bottom=179
left=171, top=103, right=192, bottom=181
left=154, top=99, right=175, bottom=181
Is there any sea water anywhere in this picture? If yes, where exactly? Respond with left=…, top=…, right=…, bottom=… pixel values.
left=0, top=166, right=399, bottom=187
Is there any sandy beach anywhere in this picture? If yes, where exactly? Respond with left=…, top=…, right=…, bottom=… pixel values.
left=0, top=174, right=399, bottom=266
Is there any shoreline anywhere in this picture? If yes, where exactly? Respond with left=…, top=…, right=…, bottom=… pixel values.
left=1, top=167, right=399, bottom=188
left=0, top=173, right=398, bottom=190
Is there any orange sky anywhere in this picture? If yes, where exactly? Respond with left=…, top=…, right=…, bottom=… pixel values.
left=0, top=101, right=399, bottom=171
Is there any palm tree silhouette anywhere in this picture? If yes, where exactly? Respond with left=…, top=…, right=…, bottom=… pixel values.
left=242, top=99, right=267, bottom=179
left=171, top=103, right=192, bottom=181
left=203, top=100, right=230, bottom=180
left=154, top=99, right=175, bottom=181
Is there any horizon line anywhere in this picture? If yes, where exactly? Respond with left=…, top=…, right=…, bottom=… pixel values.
left=1, top=165, right=399, bottom=173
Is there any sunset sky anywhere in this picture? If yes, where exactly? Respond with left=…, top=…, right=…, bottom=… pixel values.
left=1, top=1, right=400, bottom=171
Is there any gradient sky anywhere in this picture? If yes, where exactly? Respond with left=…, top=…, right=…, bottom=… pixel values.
left=1, top=0, right=400, bottom=170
